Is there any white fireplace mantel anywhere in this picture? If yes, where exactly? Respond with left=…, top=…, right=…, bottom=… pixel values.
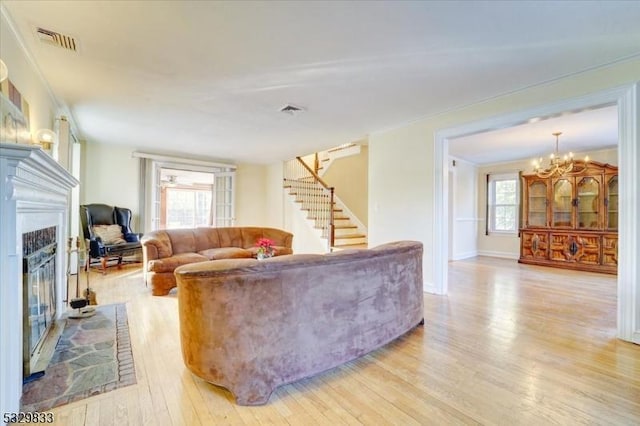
left=0, top=143, right=79, bottom=416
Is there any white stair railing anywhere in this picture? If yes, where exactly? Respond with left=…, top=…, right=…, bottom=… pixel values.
left=283, top=157, right=335, bottom=250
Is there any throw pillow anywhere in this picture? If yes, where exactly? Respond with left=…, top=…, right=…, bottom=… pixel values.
left=92, top=224, right=126, bottom=244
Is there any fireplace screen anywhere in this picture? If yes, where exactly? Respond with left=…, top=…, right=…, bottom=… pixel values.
left=22, top=226, right=57, bottom=376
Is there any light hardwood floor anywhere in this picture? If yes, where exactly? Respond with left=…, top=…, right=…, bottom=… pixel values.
left=47, top=257, right=639, bottom=425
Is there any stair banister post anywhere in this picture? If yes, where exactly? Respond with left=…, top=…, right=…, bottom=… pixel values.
left=329, top=186, right=335, bottom=251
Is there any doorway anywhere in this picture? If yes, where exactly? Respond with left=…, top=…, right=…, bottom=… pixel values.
left=434, top=84, right=640, bottom=343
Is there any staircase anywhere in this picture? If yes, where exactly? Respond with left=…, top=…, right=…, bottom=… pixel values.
left=284, top=157, right=367, bottom=251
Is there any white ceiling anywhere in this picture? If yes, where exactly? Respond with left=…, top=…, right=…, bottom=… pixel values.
left=449, top=105, right=619, bottom=165
left=2, top=1, right=639, bottom=164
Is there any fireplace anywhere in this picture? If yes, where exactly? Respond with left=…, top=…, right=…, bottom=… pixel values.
left=22, top=226, right=57, bottom=377
left=0, top=143, right=78, bottom=416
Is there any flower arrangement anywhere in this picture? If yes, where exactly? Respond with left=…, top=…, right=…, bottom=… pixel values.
left=255, top=238, right=275, bottom=259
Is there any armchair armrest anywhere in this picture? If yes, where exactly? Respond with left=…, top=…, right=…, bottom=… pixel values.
left=124, top=232, right=142, bottom=243
left=88, top=237, right=106, bottom=258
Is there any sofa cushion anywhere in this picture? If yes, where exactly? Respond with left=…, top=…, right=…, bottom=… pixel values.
left=216, top=227, right=244, bottom=248
left=167, top=229, right=198, bottom=254
left=92, top=224, right=126, bottom=244
left=148, top=252, right=209, bottom=273
left=199, top=247, right=253, bottom=260
left=194, top=227, right=221, bottom=252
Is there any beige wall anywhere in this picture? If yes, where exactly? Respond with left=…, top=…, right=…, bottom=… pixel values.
left=322, top=145, right=368, bottom=226
left=0, top=13, right=57, bottom=141
left=369, top=58, right=639, bottom=289
left=265, top=162, right=285, bottom=229
left=234, top=163, right=266, bottom=226
left=81, top=142, right=141, bottom=225
left=80, top=141, right=270, bottom=231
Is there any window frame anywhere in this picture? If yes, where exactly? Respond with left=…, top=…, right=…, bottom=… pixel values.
left=487, top=173, right=520, bottom=235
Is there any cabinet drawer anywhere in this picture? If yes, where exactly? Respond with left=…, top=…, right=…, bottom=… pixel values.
left=602, top=234, right=618, bottom=267
left=549, top=233, right=600, bottom=265
left=521, top=231, right=548, bottom=260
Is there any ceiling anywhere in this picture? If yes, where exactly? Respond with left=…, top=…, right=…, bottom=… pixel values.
left=2, top=1, right=639, bottom=164
left=449, top=105, right=619, bottom=165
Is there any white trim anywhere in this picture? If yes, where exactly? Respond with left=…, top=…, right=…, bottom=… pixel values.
left=487, top=173, right=520, bottom=234
left=451, top=251, right=478, bottom=261
left=477, top=250, right=520, bottom=260
left=132, top=151, right=236, bottom=170
left=333, top=194, right=367, bottom=238
left=433, top=130, right=448, bottom=295
left=455, top=217, right=481, bottom=222
left=434, top=83, right=639, bottom=343
left=616, top=83, right=640, bottom=344
left=318, top=144, right=361, bottom=177
left=422, top=281, right=437, bottom=295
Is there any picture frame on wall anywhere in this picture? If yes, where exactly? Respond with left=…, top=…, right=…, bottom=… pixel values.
left=0, top=79, right=31, bottom=145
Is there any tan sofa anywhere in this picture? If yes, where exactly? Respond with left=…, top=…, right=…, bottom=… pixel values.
left=175, top=240, right=424, bottom=405
left=141, top=227, right=293, bottom=296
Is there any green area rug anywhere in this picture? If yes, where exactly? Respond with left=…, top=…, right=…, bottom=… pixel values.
left=21, top=304, right=136, bottom=411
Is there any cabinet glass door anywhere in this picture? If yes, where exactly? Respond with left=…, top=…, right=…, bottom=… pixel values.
left=577, top=177, right=599, bottom=229
left=552, top=179, right=573, bottom=227
left=607, top=176, right=618, bottom=230
left=527, top=181, right=547, bottom=227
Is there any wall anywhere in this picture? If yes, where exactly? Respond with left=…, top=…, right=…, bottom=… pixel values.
left=80, top=142, right=141, bottom=226
left=369, top=58, right=639, bottom=290
left=0, top=13, right=57, bottom=139
left=80, top=141, right=270, bottom=230
left=475, top=148, right=618, bottom=259
left=322, top=145, right=368, bottom=227
left=265, top=161, right=285, bottom=228
left=234, top=163, right=266, bottom=226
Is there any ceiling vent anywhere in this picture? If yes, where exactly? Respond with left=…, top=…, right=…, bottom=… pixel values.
left=280, top=104, right=305, bottom=116
left=36, top=27, right=78, bottom=52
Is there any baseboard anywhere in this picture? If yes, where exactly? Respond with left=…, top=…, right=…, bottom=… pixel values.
left=451, top=251, right=478, bottom=261
left=422, top=281, right=441, bottom=295
left=477, top=250, right=519, bottom=260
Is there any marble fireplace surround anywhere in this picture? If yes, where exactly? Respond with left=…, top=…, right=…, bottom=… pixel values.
left=0, top=143, right=78, bottom=416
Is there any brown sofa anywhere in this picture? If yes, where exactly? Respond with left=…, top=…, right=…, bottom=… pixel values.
left=175, top=240, right=424, bottom=405
left=141, top=227, right=293, bottom=296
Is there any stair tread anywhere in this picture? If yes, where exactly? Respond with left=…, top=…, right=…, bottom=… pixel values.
left=334, top=234, right=366, bottom=239
left=315, top=225, right=356, bottom=230
left=333, top=243, right=368, bottom=249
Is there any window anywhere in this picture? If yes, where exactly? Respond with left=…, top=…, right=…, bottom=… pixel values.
left=135, top=153, right=236, bottom=233
left=488, top=173, right=519, bottom=234
left=164, top=187, right=213, bottom=229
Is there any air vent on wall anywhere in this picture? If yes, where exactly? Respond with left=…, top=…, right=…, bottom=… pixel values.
left=36, top=27, right=78, bottom=52
left=280, top=104, right=305, bottom=116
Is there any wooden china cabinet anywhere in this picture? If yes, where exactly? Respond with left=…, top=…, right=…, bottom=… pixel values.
left=519, top=160, right=618, bottom=274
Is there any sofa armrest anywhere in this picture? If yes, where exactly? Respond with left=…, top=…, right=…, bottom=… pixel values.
left=142, top=242, right=160, bottom=261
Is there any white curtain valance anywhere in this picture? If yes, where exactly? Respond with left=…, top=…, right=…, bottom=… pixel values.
left=131, top=151, right=236, bottom=170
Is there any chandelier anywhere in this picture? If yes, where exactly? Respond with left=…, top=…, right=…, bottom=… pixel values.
left=532, top=132, right=589, bottom=178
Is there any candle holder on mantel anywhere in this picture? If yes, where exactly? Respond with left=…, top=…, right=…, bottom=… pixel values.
left=67, top=237, right=96, bottom=319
